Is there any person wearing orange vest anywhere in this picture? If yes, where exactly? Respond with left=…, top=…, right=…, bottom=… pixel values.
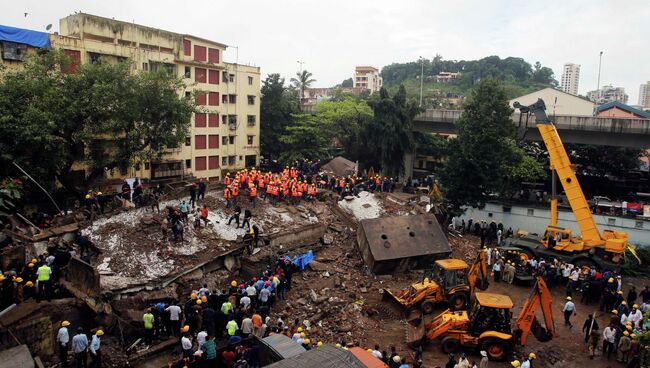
left=308, top=184, right=317, bottom=200
left=338, top=178, right=345, bottom=193
left=224, top=187, right=232, bottom=208
left=224, top=174, right=231, bottom=186
left=249, top=186, right=257, bottom=208
left=291, top=185, right=301, bottom=205
left=258, top=177, right=266, bottom=200
left=231, top=184, right=239, bottom=207
left=375, top=176, right=382, bottom=193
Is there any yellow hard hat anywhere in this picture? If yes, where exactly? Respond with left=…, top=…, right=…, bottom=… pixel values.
left=96, top=330, right=104, bottom=336
left=97, top=192, right=102, bottom=195
left=85, top=194, right=91, bottom=199
left=566, top=296, right=572, bottom=301
left=631, top=334, right=637, bottom=339
left=26, top=281, right=34, bottom=287
left=196, top=300, right=202, bottom=305
left=608, top=278, right=614, bottom=282
left=627, top=326, right=633, bottom=331
left=317, top=341, right=323, bottom=347
left=633, top=304, right=639, bottom=309
left=304, top=338, right=311, bottom=344
left=618, top=291, right=624, bottom=295
left=335, top=343, right=341, bottom=348
left=28, top=263, right=34, bottom=268
left=62, top=321, right=71, bottom=327
left=622, top=301, right=627, bottom=305
left=300, top=332, right=305, bottom=338
left=297, top=327, right=303, bottom=332
left=529, top=353, right=536, bottom=359
left=511, top=360, right=521, bottom=367
left=612, top=310, right=619, bottom=314
left=624, top=331, right=630, bottom=336
left=191, top=293, right=197, bottom=300
left=182, top=325, right=190, bottom=332
left=31, top=258, right=37, bottom=263
left=201, top=296, right=207, bottom=303
left=0, top=275, right=4, bottom=282
left=231, top=281, right=237, bottom=287
left=367, top=348, right=373, bottom=352
left=15, top=277, right=23, bottom=283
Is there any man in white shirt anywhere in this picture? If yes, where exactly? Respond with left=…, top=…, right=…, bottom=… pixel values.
left=628, top=304, right=643, bottom=328
left=240, top=295, right=251, bottom=311
left=371, top=345, right=382, bottom=359
left=563, top=296, right=576, bottom=327
left=165, top=303, right=182, bottom=336
left=197, top=330, right=208, bottom=350
left=603, top=325, right=617, bottom=359
left=57, top=321, right=70, bottom=367
left=241, top=315, right=254, bottom=338
left=246, top=284, right=257, bottom=298
left=181, top=334, right=193, bottom=357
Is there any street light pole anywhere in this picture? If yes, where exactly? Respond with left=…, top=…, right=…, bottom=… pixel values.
left=596, top=51, right=603, bottom=95
left=419, top=56, right=424, bottom=107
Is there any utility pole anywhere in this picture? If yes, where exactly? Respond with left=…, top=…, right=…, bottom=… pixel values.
left=419, top=56, right=424, bottom=107
left=596, top=51, right=603, bottom=98
left=296, top=60, right=306, bottom=109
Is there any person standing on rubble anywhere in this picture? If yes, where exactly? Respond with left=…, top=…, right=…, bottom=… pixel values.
left=121, top=180, right=131, bottom=201
left=188, top=183, right=197, bottom=208
left=89, top=330, right=102, bottom=368
left=143, top=308, right=154, bottom=345
left=201, top=205, right=210, bottom=226
left=165, top=302, right=182, bottom=337
left=58, top=321, right=71, bottom=367
left=72, top=327, right=88, bottom=368
left=36, top=261, right=52, bottom=301
left=197, top=178, right=207, bottom=202
left=227, top=205, right=241, bottom=228
left=241, top=209, right=252, bottom=230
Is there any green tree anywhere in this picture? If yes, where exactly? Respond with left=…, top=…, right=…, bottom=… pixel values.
left=260, top=74, right=300, bottom=161
left=366, top=86, right=419, bottom=177
left=315, top=97, right=373, bottom=161
left=278, top=113, right=330, bottom=164
left=0, top=50, right=195, bottom=193
left=290, top=70, right=316, bottom=102
left=339, top=77, right=353, bottom=88
left=442, top=78, right=544, bottom=207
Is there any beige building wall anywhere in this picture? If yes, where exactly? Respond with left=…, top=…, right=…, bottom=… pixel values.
left=353, top=66, right=382, bottom=93
left=48, top=13, right=259, bottom=182
left=509, top=87, right=596, bottom=116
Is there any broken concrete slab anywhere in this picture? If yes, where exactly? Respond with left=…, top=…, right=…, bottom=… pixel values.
left=32, top=223, right=79, bottom=242
left=0, top=345, right=35, bottom=368
left=268, top=223, right=326, bottom=247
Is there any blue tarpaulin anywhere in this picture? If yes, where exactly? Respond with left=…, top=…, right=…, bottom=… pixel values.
left=292, top=250, right=314, bottom=271
left=0, top=24, right=51, bottom=48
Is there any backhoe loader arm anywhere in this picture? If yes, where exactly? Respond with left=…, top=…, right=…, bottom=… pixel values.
left=515, top=276, right=556, bottom=346
left=468, top=250, right=489, bottom=295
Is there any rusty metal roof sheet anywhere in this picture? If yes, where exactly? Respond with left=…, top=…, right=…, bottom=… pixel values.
left=359, top=214, right=450, bottom=261
left=266, top=344, right=366, bottom=368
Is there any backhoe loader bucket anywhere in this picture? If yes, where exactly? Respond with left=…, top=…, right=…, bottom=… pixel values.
left=380, top=289, right=410, bottom=318
left=406, top=318, right=426, bottom=348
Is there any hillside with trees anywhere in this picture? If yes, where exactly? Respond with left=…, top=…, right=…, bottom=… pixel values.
left=381, top=55, right=558, bottom=107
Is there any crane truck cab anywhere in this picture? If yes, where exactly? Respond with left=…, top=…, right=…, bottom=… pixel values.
left=382, top=252, right=489, bottom=316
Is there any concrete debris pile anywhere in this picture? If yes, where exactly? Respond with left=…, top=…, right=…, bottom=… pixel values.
left=337, top=191, right=384, bottom=221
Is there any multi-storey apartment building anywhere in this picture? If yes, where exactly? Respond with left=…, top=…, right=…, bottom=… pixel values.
left=2, top=13, right=260, bottom=182
left=560, top=63, right=580, bottom=96
left=353, top=65, right=382, bottom=93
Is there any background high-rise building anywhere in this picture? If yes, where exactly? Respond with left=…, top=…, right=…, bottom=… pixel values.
left=560, top=63, right=580, bottom=95
left=587, top=84, right=628, bottom=105
left=639, top=81, right=650, bottom=108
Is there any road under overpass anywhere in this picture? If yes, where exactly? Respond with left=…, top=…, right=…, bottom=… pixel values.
left=414, top=110, right=650, bottom=149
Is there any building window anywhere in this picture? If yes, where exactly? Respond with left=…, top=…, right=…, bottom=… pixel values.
left=229, top=136, right=235, bottom=145
left=208, top=135, right=219, bottom=149
left=247, top=135, right=254, bottom=145
left=229, top=94, right=237, bottom=104
left=247, top=95, right=255, bottom=105
left=527, top=209, right=534, bottom=216
left=208, top=113, right=219, bottom=127
left=228, top=115, right=237, bottom=126
left=195, top=68, right=207, bottom=83
left=195, top=156, right=207, bottom=171
left=185, top=159, right=191, bottom=169
left=222, top=115, right=228, bottom=125
left=63, top=49, right=81, bottom=74
left=222, top=95, right=229, bottom=104
left=209, top=155, right=219, bottom=169
left=195, top=113, right=207, bottom=127
left=184, top=66, right=191, bottom=78
left=142, top=62, right=149, bottom=71
left=248, top=76, right=253, bottom=85
left=163, top=64, right=175, bottom=76
left=228, top=155, right=236, bottom=165
left=208, top=69, right=220, bottom=84
left=222, top=136, right=228, bottom=145
left=195, top=135, right=207, bottom=149
left=185, top=136, right=191, bottom=146
left=196, top=94, right=207, bottom=106
left=208, top=48, right=219, bottom=64
left=194, top=45, right=206, bottom=62
left=222, top=157, right=228, bottom=166
left=208, top=92, right=220, bottom=106
left=183, top=39, right=191, bottom=56
left=229, top=74, right=235, bottom=82
left=185, top=91, right=191, bottom=98
left=247, top=115, right=256, bottom=125
left=222, top=71, right=229, bottom=83
left=88, top=52, right=101, bottom=64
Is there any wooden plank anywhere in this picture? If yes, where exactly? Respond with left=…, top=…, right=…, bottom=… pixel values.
left=32, top=223, right=78, bottom=241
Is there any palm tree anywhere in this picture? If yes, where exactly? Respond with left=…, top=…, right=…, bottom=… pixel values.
left=290, top=70, right=316, bottom=104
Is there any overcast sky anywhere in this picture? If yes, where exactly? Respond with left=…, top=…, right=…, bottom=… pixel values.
left=2, top=0, right=649, bottom=103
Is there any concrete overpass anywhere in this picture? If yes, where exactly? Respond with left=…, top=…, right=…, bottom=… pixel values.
left=413, top=109, right=650, bottom=148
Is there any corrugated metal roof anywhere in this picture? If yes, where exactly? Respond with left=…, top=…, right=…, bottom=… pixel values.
left=265, top=345, right=366, bottom=368
left=359, top=214, right=450, bottom=261
left=262, top=334, right=306, bottom=359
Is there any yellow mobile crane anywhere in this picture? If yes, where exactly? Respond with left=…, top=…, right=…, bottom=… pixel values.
left=504, top=99, right=636, bottom=270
